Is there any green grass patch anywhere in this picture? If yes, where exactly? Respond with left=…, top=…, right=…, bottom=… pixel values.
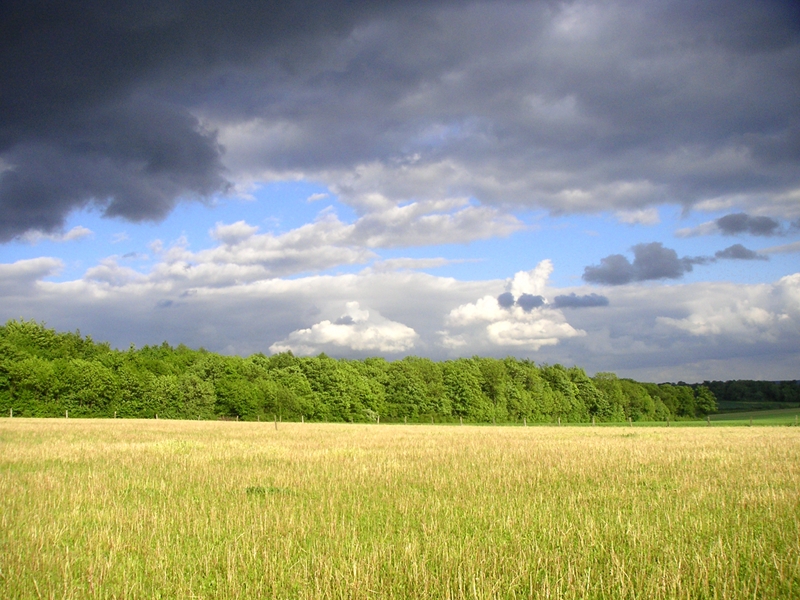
left=709, top=407, right=800, bottom=425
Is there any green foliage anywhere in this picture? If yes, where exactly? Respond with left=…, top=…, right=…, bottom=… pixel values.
left=702, top=379, right=799, bottom=412
left=443, top=359, right=492, bottom=421
left=0, top=319, right=726, bottom=423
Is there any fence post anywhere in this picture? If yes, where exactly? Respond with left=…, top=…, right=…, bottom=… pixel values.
left=301, top=415, right=304, bottom=424
left=377, top=415, right=380, bottom=424
left=9, top=408, right=11, bottom=418
left=629, top=417, right=632, bottom=427
left=523, top=417, right=527, bottom=427
left=558, top=416, right=561, bottom=426
left=592, top=416, right=595, bottom=426
left=66, top=410, right=68, bottom=419
left=707, top=415, right=710, bottom=426
left=114, top=411, right=117, bottom=419
left=274, top=414, right=278, bottom=430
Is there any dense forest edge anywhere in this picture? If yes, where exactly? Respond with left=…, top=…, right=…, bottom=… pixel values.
left=0, top=319, right=796, bottom=423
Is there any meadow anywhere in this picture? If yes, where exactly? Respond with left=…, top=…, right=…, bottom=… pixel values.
left=709, top=407, right=800, bottom=426
left=1, top=419, right=798, bottom=598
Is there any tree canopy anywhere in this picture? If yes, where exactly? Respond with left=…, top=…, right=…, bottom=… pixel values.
left=0, top=320, right=722, bottom=422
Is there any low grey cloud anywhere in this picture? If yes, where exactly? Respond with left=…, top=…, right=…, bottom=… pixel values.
left=716, top=213, right=781, bottom=236
left=584, top=241, right=767, bottom=285
left=497, top=292, right=515, bottom=308
left=552, top=293, right=610, bottom=309
left=582, top=254, right=636, bottom=286
left=496, top=291, right=547, bottom=311
left=676, top=212, right=788, bottom=238
left=714, top=244, right=768, bottom=261
left=2, top=0, right=799, bottom=240
left=761, top=240, right=800, bottom=255
left=516, top=294, right=545, bottom=312
left=583, top=242, right=689, bottom=285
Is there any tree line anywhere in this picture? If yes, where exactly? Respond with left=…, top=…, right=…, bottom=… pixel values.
left=0, top=320, right=718, bottom=423
left=700, top=379, right=800, bottom=412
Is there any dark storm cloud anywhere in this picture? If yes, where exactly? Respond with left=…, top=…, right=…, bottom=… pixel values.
left=584, top=241, right=770, bottom=284
left=552, top=293, right=609, bottom=309
left=714, top=244, right=768, bottom=261
left=215, top=0, right=800, bottom=212
left=0, top=98, right=228, bottom=238
left=0, top=0, right=451, bottom=240
left=716, top=213, right=781, bottom=236
left=2, top=0, right=799, bottom=240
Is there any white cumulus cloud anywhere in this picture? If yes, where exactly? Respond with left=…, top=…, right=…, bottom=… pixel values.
left=270, top=301, right=418, bottom=355
left=20, top=226, right=93, bottom=244
left=442, top=261, right=585, bottom=351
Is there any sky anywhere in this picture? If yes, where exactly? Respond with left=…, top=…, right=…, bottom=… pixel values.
left=1, top=0, right=799, bottom=382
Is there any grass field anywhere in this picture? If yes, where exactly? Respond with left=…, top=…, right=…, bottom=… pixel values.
left=709, top=407, right=800, bottom=426
left=1, top=419, right=799, bottom=598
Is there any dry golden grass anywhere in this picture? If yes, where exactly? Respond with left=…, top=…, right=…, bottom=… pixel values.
left=1, top=419, right=799, bottom=598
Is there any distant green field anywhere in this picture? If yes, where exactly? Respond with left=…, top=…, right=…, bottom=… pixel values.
left=1, top=419, right=799, bottom=598
left=709, top=407, right=800, bottom=425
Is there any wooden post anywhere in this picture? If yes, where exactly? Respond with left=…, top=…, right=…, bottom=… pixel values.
left=558, top=416, right=561, bottom=426
left=404, top=416, right=407, bottom=424
left=9, top=408, right=12, bottom=418
left=431, top=416, right=434, bottom=425
left=301, top=415, right=304, bottom=423
left=629, top=417, right=633, bottom=427
left=155, top=413, right=158, bottom=420
left=114, top=411, right=117, bottom=419
left=523, top=417, right=527, bottom=427
left=592, top=416, right=595, bottom=426
left=707, top=415, right=710, bottom=426
left=377, top=415, right=380, bottom=424
left=459, top=416, right=463, bottom=426
left=667, top=417, right=670, bottom=427
left=236, top=415, right=239, bottom=422
left=274, top=414, right=277, bottom=430
left=66, top=410, right=68, bottom=419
